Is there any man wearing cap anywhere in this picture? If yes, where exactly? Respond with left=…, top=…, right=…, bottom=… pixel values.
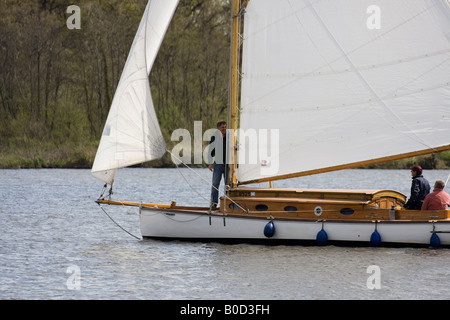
left=422, top=180, right=450, bottom=210
left=404, top=165, right=430, bottom=210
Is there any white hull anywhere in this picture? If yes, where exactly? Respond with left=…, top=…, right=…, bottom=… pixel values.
left=140, top=207, right=450, bottom=247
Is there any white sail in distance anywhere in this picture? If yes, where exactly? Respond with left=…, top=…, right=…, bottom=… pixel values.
left=238, top=0, right=450, bottom=184
left=91, top=0, right=179, bottom=184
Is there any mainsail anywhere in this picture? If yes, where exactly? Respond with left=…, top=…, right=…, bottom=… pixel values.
left=91, top=0, right=179, bottom=184
left=238, top=0, right=450, bottom=184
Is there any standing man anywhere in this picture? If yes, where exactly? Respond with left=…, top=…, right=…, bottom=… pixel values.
left=404, top=165, right=430, bottom=210
left=208, top=121, right=228, bottom=209
left=422, top=180, right=450, bottom=210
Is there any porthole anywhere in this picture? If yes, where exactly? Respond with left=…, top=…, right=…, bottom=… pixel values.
left=255, top=204, right=268, bottom=211
left=340, top=208, right=354, bottom=215
left=284, top=206, right=297, bottom=212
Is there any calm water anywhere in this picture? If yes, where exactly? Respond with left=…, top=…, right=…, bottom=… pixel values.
left=1, top=168, right=450, bottom=300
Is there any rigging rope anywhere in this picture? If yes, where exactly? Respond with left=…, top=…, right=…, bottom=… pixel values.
left=94, top=148, right=249, bottom=240
left=445, top=173, right=450, bottom=190
left=166, top=149, right=247, bottom=214
left=97, top=203, right=141, bottom=240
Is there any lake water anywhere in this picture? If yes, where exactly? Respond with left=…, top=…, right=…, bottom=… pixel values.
left=1, top=168, right=450, bottom=301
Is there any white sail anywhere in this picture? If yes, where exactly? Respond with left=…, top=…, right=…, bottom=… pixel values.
left=91, top=0, right=179, bottom=184
left=238, top=0, right=450, bottom=184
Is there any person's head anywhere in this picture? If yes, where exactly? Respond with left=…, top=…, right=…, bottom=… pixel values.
left=410, top=165, right=422, bottom=177
left=217, top=121, right=227, bottom=136
left=434, top=179, right=445, bottom=190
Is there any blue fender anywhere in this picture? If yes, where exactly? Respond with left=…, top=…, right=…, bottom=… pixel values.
left=264, top=221, right=275, bottom=238
left=430, top=233, right=441, bottom=249
left=370, top=229, right=382, bottom=247
left=316, top=229, right=328, bottom=246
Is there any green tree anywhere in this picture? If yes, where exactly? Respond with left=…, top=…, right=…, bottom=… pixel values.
left=0, top=0, right=232, bottom=168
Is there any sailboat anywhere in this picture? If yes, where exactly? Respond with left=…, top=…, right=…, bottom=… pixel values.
left=92, top=0, right=450, bottom=247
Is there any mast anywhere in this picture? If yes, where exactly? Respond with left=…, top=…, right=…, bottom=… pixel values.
left=229, top=0, right=240, bottom=188
left=229, top=0, right=249, bottom=188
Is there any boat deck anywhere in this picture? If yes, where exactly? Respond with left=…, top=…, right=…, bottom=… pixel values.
left=97, top=198, right=450, bottom=222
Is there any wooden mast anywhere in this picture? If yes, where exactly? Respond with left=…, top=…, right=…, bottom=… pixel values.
left=229, top=0, right=241, bottom=188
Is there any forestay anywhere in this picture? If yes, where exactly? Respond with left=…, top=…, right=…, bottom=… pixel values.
left=238, top=0, right=450, bottom=184
left=91, top=0, right=179, bottom=184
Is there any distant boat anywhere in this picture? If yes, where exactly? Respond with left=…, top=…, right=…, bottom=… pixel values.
left=92, top=0, right=450, bottom=247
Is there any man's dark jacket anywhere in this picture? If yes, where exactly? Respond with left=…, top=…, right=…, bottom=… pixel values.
left=405, top=175, right=431, bottom=210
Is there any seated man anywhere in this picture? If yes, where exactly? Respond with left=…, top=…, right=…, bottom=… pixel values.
left=421, top=179, right=450, bottom=210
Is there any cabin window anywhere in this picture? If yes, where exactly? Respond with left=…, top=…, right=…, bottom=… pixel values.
left=340, top=208, right=355, bottom=215
left=255, top=204, right=268, bottom=211
left=284, top=206, right=297, bottom=212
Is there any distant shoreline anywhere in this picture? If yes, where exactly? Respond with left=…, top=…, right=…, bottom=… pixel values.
left=1, top=149, right=449, bottom=170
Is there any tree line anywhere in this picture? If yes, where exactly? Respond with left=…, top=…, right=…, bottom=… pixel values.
left=1, top=0, right=449, bottom=170
left=0, top=0, right=230, bottom=168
